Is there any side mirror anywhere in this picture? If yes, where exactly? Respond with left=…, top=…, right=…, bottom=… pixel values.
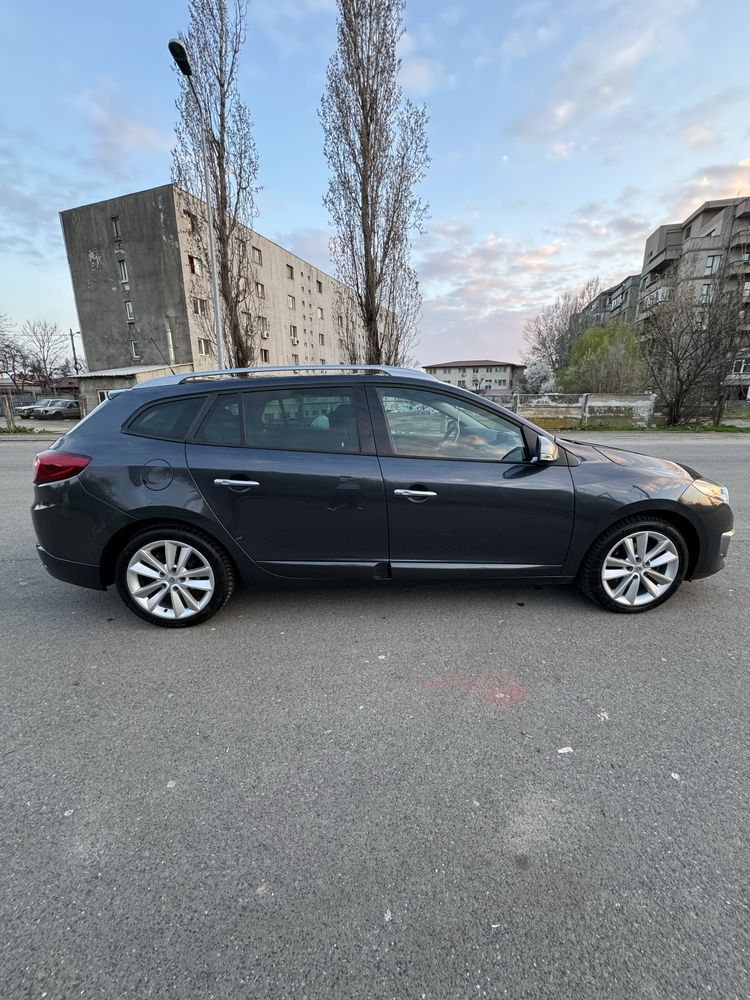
left=533, top=435, right=559, bottom=463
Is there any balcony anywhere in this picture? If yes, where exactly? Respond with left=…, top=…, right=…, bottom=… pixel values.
left=730, top=228, right=750, bottom=247
left=642, top=245, right=680, bottom=276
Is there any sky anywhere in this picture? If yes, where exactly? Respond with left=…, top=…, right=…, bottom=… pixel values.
left=1, top=0, right=749, bottom=366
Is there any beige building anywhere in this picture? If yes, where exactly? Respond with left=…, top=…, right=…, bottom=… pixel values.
left=423, top=360, right=524, bottom=392
left=60, top=184, right=364, bottom=375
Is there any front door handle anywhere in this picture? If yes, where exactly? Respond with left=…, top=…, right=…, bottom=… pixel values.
left=394, top=488, right=438, bottom=500
left=214, top=478, right=261, bottom=488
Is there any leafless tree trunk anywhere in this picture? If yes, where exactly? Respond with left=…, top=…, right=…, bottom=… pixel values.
left=320, top=0, right=429, bottom=366
left=172, top=0, right=260, bottom=368
left=639, top=263, right=744, bottom=425
left=523, top=277, right=601, bottom=372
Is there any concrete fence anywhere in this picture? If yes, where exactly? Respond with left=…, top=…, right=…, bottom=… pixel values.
left=491, top=392, right=657, bottom=429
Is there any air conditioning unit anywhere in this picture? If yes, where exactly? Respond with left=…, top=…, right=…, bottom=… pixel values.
left=291, top=337, right=299, bottom=345
left=261, top=330, right=270, bottom=339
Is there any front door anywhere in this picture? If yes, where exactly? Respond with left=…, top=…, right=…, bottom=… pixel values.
left=186, top=385, right=388, bottom=579
left=368, top=385, right=575, bottom=577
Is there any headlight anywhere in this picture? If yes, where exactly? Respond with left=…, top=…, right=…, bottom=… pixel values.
left=692, top=479, right=730, bottom=504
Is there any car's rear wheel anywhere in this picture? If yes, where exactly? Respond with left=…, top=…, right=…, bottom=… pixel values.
left=579, top=516, right=688, bottom=613
left=115, top=525, right=235, bottom=627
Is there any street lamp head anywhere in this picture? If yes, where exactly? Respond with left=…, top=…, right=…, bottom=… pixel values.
left=168, top=38, right=192, bottom=77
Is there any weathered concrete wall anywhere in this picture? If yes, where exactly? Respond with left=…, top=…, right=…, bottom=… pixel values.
left=60, top=187, right=191, bottom=372
left=511, top=393, right=656, bottom=428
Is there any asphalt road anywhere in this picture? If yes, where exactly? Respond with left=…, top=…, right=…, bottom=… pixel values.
left=1, top=434, right=748, bottom=1000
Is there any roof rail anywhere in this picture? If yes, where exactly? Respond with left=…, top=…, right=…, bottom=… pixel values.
left=135, top=364, right=437, bottom=389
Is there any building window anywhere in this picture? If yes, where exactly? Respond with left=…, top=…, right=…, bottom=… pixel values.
left=290, top=325, right=298, bottom=338
left=242, top=311, right=252, bottom=331
left=705, top=255, right=722, bottom=275
left=320, top=358, right=326, bottom=365
left=700, top=283, right=712, bottom=302
left=188, top=255, right=203, bottom=276
left=111, top=216, right=122, bottom=239
left=743, top=281, right=750, bottom=300
left=319, top=333, right=325, bottom=346
left=184, top=211, right=198, bottom=234
left=119, top=259, right=129, bottom=282
left=257, top=315, right=269, bottom=336
left=292, top=353, right=300, bottom=365
left=260, top=348, right=270, bottom=363
left=252, top=246, right=263, bottom=265
left=317, top=306, right=324, bottom=320
left=130, top=340, right=140, bottom=360
left=254, top=282, right=264, bottom=299
left=458, top=379, right=466, bottom=388
left=316, top=279, right=323, bottom=293
left=125, top=301, right=134, bottom=322
left=287, top=264, right=294, bottom=279
left=288, top=295, right=296, bottom=310
left=197, top=338, right=213, bottom=356
left=193, top=297, right=208, bottom=317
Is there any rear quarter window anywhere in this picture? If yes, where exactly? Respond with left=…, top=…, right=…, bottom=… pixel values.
left=126, top=396, right=206, bottom=441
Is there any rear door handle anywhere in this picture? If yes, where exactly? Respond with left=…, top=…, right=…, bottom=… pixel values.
left=394, top=488, right=438, bottom=500
left=214, top=478, right=261, bottom=488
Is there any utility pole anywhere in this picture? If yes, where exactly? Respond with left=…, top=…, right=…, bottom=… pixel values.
left=69, top=329, right=81, bottom=374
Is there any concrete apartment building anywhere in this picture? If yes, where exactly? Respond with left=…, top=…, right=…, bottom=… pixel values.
left=423, top=360, right=524, bottom=392
left=636, top=197, right=750, bottom=398
left=60, top=184, right=363, bottom=376
left=576, top=274, right=640, bottom=332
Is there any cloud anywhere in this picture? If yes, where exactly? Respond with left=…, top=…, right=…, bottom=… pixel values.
left=511, top=0, right=695, bottom=152
left=473, top=1, right=561, bottom=71
left=398, top=32, right=445, bottom=97
left=679, top=124, right=719, bottom=146
left=669, top=162, right=750, bottom=217
left=77, top=92, right=170, bottom=178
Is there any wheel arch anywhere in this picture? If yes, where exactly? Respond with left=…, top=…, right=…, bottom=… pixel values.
left=572, top=503, right=701, bottom=581
left=100, top=516, right=242, bottom=588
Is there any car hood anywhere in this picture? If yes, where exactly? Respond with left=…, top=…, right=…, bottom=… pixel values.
left=559, top=438, right=699, bottom=483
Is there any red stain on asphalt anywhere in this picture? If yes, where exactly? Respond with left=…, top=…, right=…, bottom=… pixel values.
left=424, top=673, right=527, bottom=707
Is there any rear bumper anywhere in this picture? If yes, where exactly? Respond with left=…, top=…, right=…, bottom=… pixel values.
left=36, top=545, right=105, bottom=591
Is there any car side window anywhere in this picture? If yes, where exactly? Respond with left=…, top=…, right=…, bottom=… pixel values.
left=127, top=396, right=206, bottom=441
left=243, top=387, right=361, bottom=453
left=194, top=393, right=242, bottom=446
left=376, top=387, right=526, bottom=462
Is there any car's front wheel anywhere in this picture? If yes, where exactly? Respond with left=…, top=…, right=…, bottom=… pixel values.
left=579, top=516, right=688, bottom=613
left=115, top=525, right=235, bottom=627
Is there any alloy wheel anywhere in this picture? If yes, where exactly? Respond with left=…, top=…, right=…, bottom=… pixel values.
left=601, top=530, right=680, bottom=608
left=125, top=540, right=215, bottom=621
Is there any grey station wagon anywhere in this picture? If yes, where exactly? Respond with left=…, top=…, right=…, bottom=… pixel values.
left=31, top=365, right=734, bottom=627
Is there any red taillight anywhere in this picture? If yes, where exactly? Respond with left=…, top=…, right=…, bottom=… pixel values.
left=34, top=451, right=92, bottom=485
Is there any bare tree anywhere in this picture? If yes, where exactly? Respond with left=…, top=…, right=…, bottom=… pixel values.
left=639, top=265, right=745, bottom=425
left=320, top=0, right=429, bottom=366
left=172, top=0, right=260, bottom=368
left=21, top=321, right=68, bottom=392
left=523, top=277, right=601, bottom=372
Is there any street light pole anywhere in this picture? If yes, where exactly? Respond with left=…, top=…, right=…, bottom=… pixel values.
left=168, top=38, right=224, bottom=369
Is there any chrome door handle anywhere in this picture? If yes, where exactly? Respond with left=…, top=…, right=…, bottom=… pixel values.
left=213, top=478, right=261, bottom=488
left=394, top=488, right=438, bottom=499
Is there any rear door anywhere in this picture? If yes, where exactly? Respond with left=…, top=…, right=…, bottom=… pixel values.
left=186, top=384, right=388, bottom=579
left=368, top=384, right=575, bottom=577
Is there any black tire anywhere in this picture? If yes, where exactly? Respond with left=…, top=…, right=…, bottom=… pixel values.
left=115, top=524, right=235, bottom=628
left=579, top=516, right=688, bottom=614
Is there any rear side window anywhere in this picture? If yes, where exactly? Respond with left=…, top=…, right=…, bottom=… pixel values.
left=243, top=387, right=360, bottom=453
left=193, top=393, right=242, bottom=447
left=127, top=396, right=206, bottom=441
